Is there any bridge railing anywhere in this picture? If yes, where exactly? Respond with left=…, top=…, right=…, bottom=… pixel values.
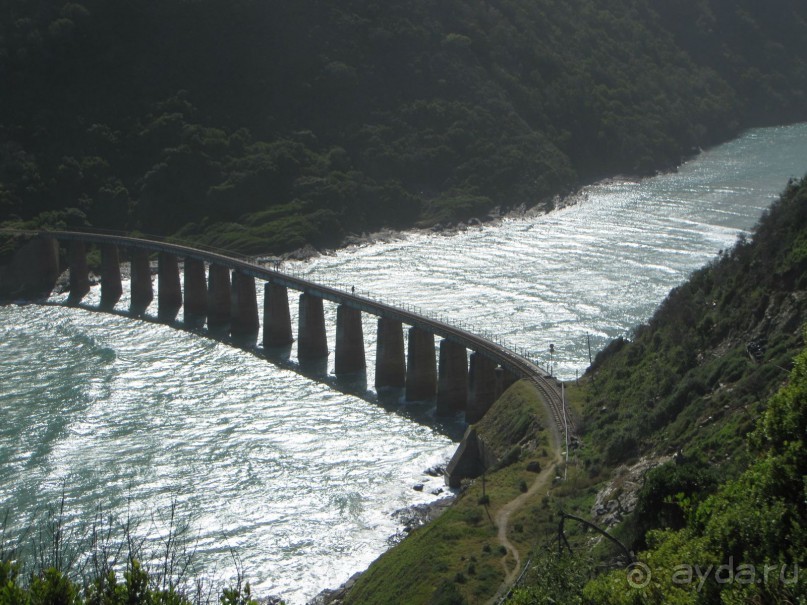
left=8, top=227, right=556, bottom=376
left=5, top=227, right=568, bottom=432
left=2, top=226, right=260, bottom=263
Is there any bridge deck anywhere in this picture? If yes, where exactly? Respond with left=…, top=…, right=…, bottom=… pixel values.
left=8, top=229, right=570, bottom=436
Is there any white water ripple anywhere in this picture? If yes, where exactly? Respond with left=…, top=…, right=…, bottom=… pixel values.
left=0, top=123, right=806, bottom=602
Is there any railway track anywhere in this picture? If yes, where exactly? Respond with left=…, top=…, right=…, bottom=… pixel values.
left=6, top=228, right=573, bottom=440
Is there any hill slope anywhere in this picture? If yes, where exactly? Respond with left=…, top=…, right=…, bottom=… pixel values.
left=2, top=0, right=807, bottom=253
left=339, top=175, right=807, bottom=603
left=506, top=177, right=807, bottom=602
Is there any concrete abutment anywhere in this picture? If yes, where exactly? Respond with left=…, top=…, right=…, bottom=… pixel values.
left=0, top=237, right=60, bottom=302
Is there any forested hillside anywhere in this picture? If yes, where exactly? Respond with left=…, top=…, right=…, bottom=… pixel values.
left=2, top=0, right=806, bottom=253
left=505, top=176, right=807, bottom=603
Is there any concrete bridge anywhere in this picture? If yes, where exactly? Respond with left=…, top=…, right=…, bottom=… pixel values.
left=0, top=230, right=567, bottom=438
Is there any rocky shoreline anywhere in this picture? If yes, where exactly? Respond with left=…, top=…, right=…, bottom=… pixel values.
left=308, top=492, right=457, bottom=605
left=274, top=184, right=611, bottom=265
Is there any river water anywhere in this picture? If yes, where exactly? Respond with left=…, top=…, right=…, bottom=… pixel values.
left=1, top=123, right=806, bottom=603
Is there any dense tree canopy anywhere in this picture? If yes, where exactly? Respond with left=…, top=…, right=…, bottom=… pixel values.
left=1, top=0, right=806, bottom=252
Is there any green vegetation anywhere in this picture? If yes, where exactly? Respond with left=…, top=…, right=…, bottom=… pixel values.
left=2, top=1, right=806, bottom=253
left=343, top=380, right=557, bottom=604
left=0, top=560, right=261, bottom=605
left=3, top=2, right=807, bottom=596
left=475, top=380, right=549, bottom=460
left=502, top=178, right=807, bottom=601
left=581, top=337, right=807, bottom=604
left=0, top=501, right=268, bottom=605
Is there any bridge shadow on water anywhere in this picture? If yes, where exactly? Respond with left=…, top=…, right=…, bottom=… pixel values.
left=40, top=300, right=467, bottom=443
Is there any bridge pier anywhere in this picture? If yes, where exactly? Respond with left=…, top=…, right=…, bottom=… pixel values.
left=100, top=244, right=122, bottom=310
left=375, top=318, right=405, bottom=390
left=207, top=264, right=231, bottom=333
left=0, top=237, right=60, bottom=301
left=231, top=271, right=259, bottom=342
left=335, top=305, right=365, bottom=375
left=467, top=352, right=498, bottom=423
left=405, top=327, right=437, bottom=401
left=437, top=339, right=468, bottom=415
left=298, top=293, right=328, bottom=361
left=263, top=283, right=293, bottom=348
left=67, top=241, right=90, bottom=305
left=183, top=258, right=207, bottom=328
left=130, top=249, right=153, bottom=316
left=10, top=231, right=554, bottom=444
left=157, top=253, right=182, bottom=322
left=30, top=237, right=60, bottom=301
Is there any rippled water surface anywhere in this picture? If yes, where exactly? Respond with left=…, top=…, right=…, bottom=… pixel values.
left=1, top=123, right=806, bottom=602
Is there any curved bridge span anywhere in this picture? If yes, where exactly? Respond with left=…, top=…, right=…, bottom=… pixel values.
left=4, top=230, right=567, bottom=441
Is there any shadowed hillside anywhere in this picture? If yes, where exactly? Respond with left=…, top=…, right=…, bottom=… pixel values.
left=1, top=0, right=806, bottom=253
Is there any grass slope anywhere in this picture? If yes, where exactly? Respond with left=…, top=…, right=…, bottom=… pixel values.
left=343, top=381, right=557, bottom=604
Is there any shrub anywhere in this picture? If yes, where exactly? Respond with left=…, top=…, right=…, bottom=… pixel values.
left=465, top=509, right=483, bottom=525
left=526, top=460, right=542, bottom=473
left=604, top=431, right=638, bottom=465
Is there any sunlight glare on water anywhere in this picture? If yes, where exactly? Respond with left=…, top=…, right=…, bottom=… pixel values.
left=292, top=123, right=807, bottom=379
left=1, top=123, right=806, bottom=603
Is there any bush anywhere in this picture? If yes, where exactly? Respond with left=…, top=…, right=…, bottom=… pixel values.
left=526, top=460, right=542, bottom=473
left=430, top=580, right=467, bottom=605
left=0, top=499, right=270, bottom=605
left=465, top=509, right=483, bottom=525
left=604, top=431, right=638, bottom=465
